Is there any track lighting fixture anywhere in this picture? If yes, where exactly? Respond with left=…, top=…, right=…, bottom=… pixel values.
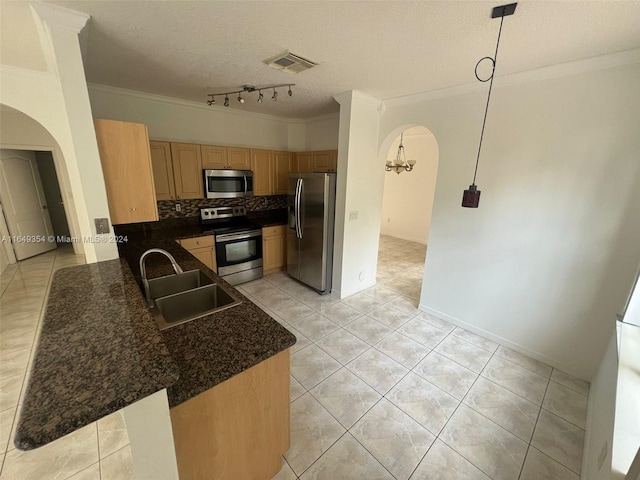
left=206, top=84, right=294, bottom=108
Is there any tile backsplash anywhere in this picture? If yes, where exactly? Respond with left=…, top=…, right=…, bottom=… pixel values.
left=158, top=195, right=287, bottom=219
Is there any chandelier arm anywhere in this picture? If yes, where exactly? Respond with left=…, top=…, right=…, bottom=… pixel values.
left=472, top=14, right=505, bottom=186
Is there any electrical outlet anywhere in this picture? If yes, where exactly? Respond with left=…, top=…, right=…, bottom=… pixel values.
left=349, top=211, right=358, bottom=221
left=94, top=218, right=110, bottom=234
left=175, top=203, right=181, bottom=212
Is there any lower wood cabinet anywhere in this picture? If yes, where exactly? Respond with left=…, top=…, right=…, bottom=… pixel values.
left=179, top=235, right=216, bottom=271
left=262, top=225, right=286, bottom=274
left=170, top=349, right=290, bottom=480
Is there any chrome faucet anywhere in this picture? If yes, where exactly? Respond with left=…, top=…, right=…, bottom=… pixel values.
left=139, top=249, right=183, bottom=306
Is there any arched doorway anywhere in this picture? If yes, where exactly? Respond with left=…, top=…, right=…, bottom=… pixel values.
left=375, top=125, right=439, bottom=312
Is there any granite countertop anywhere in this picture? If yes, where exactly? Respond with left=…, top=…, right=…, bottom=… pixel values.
left=15, top=259, right=180, bottom=450
left=248, top=208, right=288, bottom=227
left=117, top=237, right=296, bottom=407
left=16, top=223, right=296, bottom=450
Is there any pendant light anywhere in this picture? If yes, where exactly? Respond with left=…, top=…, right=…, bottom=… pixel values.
left=462, top=2, right=517, bottom=208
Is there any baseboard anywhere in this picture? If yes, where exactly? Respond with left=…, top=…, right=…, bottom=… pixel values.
left=333, top=279, right=377, bottom=300
left=419, top=303, right=589, bottom=381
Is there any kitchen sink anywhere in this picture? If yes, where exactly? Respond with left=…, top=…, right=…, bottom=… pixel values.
left=146, top=269, right=213, bottom=300
left=144, top=270, right=241, bottom=330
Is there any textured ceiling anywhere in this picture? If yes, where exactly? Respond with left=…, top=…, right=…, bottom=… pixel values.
left=4, top=1, right=640, bottom=118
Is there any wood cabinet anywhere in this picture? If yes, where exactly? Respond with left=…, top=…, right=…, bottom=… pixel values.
left=273, top=151, right=293, bottom=195
left=94, top=119, right=159, bottom=225
left=149, top=141, right=175, bottom=201
left=170, top=143, right=204, bottom=199
left=263, top=225, right=286, bottom=274
left=294, top=152, right=313, bottom=173
left=170, top=349, right=290, bottom=480
left=313, top=150, right=338, bottom=172
left=251, top=149, right=273, bottom=196
left=227, top=147, right=251, bottom=170
left=179, top=235, right=216, bottom=271
left=201, top=145, right=227, bottom=170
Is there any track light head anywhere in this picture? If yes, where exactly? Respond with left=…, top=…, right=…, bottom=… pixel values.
left=237, top=93, right=244, bottom=104
left=224, top=95, right=230, bottom=107
left=288, top=85, right=293, bottom=97
left=257, top=91, right=264, bottom=103
left=272, top=89, right=278, bottom=101
left=207, top=95, right=215, bottom=106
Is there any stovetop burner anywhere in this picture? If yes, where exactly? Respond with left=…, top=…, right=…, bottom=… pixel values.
left=200, top=206, right=260, bottom=235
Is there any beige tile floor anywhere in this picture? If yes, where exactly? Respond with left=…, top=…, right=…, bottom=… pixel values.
left=0, top=237, right=590, bottom=480
left=0, top=245, right=133, bottom=479
left=237, top=235, right=590, bottom=480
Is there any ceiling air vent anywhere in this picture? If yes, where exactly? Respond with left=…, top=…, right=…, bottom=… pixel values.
left=264, top=50, right=317, bottom=74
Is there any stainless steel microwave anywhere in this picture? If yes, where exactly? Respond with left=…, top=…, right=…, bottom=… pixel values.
left=204, top=169, right=254, bottom=199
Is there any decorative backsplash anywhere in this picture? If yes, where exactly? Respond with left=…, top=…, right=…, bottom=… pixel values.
left=157, top=195, right=287, bottom=219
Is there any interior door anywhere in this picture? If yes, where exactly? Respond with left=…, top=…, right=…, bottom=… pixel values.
left=0, top=150, right=56, bottom=260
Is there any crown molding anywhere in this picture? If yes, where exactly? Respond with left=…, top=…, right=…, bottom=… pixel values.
left=30, top=2, right=90, bottom=33
left=384, top=48, right=640, bottom=109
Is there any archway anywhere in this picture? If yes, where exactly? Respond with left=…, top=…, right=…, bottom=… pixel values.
left=375, top=125, right=439, bottom=311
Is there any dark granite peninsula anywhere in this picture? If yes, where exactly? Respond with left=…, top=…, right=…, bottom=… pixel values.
left=16, top=220, right=296, bottom=480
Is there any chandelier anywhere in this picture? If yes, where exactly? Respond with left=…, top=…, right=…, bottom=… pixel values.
left=462, top=2, right=517, bottom=208
left=385, top=132, right=416, bottom=174
left=206, top=84, right=294, bottom=107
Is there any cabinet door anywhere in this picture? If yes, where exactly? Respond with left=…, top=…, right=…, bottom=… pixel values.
left=150, top=141, right=175, bottom=201
left=273, top=151, right=292, bottom=195
left=228, top=147, right=251, bottom=170
left=295, top=152, right=313, bottom=173
left=262, top=226, right=286, bottom=273
left=312, top=151, right=332, bottom=172
left=94, top=119, right=158, bottom=224
left=251, top=149, right=273, bottom=196
left=201, top=145, right=227, bottom=170
left=189, top=246, right=216, bottom=272
left=170, top=143, right=204, bottom=199
left=329, top=150, right=338, bottom=172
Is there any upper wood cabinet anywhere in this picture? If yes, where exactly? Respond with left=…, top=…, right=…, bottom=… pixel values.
left=94, top=119, right=158, bottom=225
left=273, top=151, right=292, bottom=195
left=312, top=150, right=338, bottom=172
left=150, top=141, right=175, bottom=201
left=227, top=147, right=251, bottom=170
left=201, top=145, right=227, bottom=170
left=294, top=152, right=313, bottom=173
left=251, top=149, right=273, bottom=196
left=170, top=143, right=204, bottom=199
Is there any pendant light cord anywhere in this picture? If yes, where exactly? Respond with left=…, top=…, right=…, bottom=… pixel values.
left=472, top=14, right=505, bottom=186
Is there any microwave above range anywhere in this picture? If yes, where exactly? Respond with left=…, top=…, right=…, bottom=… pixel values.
left=204, top=169, right=254, bottom=199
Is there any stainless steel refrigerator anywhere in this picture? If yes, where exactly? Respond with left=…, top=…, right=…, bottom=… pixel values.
left=287, top=172, right=336, bottom=294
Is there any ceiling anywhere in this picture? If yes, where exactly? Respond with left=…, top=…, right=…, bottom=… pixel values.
left=3, top=1, right=640, bottom=118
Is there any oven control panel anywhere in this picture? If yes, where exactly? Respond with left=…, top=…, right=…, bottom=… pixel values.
left=200, top=206, right=247, bottom=221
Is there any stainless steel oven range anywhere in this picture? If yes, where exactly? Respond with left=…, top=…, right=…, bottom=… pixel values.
left=200, top=206, right=263, bottom=285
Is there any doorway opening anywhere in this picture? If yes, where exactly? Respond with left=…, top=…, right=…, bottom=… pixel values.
left=0, top=148, right=72, bottom=266
left=376, top=125, right=439, bottom=311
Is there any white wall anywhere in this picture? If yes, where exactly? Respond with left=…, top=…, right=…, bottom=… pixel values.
left=380, top=129, right=438, bottom=244
left=380, top=60, right=640, bottom=379
left=88, top=84, right=340, bottom=153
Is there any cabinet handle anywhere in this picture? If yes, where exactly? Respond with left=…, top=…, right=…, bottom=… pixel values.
left=131, top=207, right=137, bottom=212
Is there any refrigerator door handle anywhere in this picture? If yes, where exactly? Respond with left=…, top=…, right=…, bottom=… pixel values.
left=295, top=178, right=303, bottom=239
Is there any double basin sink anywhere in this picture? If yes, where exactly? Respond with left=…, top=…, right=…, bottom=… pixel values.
left=145, top=269, right=241, bottom=330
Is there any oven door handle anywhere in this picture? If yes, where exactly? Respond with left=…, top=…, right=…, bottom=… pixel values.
left=216, top=230, right=262, bottom=243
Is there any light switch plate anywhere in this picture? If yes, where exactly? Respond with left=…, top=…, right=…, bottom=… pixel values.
left=95, top=218, right=110, bottom=234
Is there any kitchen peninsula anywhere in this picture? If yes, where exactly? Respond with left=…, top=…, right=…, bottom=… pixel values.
left=14, top=225, right=296, bottom=480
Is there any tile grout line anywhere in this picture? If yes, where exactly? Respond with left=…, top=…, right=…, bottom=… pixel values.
left=517, top=373, right=552, bottom=480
